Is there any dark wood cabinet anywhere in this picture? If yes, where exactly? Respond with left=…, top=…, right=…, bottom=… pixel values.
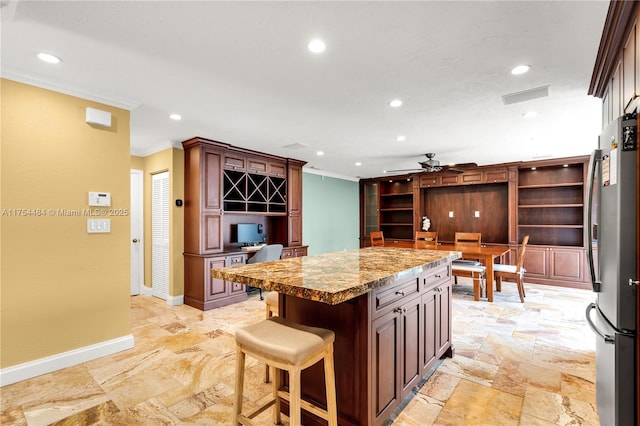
left=370, top=263, right=452, bottom=426
left=183, top=137, right=307, bottom=310
left=184, top=253, right=248, bottom=310
left=522, top=246, right=587, bottom=289
left=359, top=157, right=592, bottom=287
left=281, top=246, right=308, bottom=259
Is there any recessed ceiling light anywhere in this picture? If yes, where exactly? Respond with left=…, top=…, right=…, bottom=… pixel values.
left=563, top=164, right=569, bottom=168
left=316, top=151, right=324, bottom=156
left=169, top=113, right=182, bottom=121
left=308, top=39, right=326, bottom=53
left=389, top=99, right=403, bottom=108
left=511, top=65, right=531, bottom=75
left=37, top=52, right=61, bottom=64
left=531, top=167, right=537, bottom=171
left=355, top=162, right=362, bottom=166
left=522, top=111, right=538, bottom=119
left=396, top=135, right=406, bottom=142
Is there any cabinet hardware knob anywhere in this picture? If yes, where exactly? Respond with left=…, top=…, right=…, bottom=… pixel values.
left=629, top=279, right=640, bottom=286
left=132, top=238, right=139, bottom=243
left=395, top=290, right=405, bottom=296
left=435, top=274, right=442, bottom=278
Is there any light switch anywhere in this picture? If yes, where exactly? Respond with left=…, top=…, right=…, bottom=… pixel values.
left=448, top=211, right=454, bottom=218
left=474, top=211, right=480, bottom=218
left=87, top=219, right=111, bottom=233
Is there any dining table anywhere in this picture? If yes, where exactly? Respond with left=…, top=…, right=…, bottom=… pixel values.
left=415, top=244, right=509, bottom=302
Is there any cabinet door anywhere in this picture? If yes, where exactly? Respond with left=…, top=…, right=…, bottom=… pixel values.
left=371, top=309, right=400, bottom=423
left=421, top=289, right=438, bottom=373
left=435, top=281, right=451, bottom=357
left=223, top=153, right=246, bottom=171
left=483, top=168, right=508, bottom=183
left=207, top=258, right=228, bottom=301
left=420, top=175, right=440, bottom=188
left=441, top=174, right=460, bottom=186
left=400, top=297, right=422, bottom=398
left=204, top=149, right=223, bottom=210
left=461, top=171, right=482, bottom=185
left=202, top=212, right=223, bottom=253
left=247, top=157, right=268, bottom=174
left=549, top=247, right=584, bottom=282
left=522, top=246, right=548, bottom=279
left=268, top=160, right=287, bottom=177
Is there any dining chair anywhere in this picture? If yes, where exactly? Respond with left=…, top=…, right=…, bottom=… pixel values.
left=415, top=231, right=438, bottom=248
left=454, top=232, right=482, bottom=246
left=493, top=235, right=529, bottom=303
left=246, top=244, right=284, bottom=300
left=370, top=231, right=385, bottom=247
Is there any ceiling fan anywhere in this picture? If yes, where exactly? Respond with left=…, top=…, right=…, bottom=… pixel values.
left=386, top=153, right=477, bottom=174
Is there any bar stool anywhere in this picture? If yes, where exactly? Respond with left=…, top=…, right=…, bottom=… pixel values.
left=263, top=291, right=279, bottom=383
left=233, top=316, right=338, bottom=426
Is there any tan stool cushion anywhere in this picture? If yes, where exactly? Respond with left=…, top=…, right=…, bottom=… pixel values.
left=235, top=317, right=335, bottom=365
left=264, top=291, right=279, bottom=307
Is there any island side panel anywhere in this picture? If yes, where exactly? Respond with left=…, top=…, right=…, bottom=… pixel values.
left=281, top=292, right=371, bottom=426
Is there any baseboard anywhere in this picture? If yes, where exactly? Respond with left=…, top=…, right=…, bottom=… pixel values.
left=0, top=334, right=134, bottom=387
left=140, top=285, right=153, bottom=296
left=167, top=294, right=184, bottom=306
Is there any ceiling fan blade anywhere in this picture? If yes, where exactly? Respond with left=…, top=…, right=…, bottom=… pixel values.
left=384, top=168, right=424, bottom=173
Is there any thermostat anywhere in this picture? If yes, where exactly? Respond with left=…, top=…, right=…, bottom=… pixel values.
left=88, top=192, right=111, bottom=207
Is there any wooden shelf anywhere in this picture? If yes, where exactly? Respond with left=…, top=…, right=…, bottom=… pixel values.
left=518, top=182, right=583, bottom=189
left=380, top=192, right=413, bottom=197
left=518, top=224, right=584, bottom=229
left=380, top=208, right=414, bottom=212
left=518, top=204, right=584, bottom=208
left=381, top=222, right=413, bottom=226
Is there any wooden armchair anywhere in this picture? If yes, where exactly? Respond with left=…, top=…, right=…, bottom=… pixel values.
left=370, top=231, right=385, bottom=247
left=493, top=235, right=529, bottom=303
left=415, top=231, right=438, bottom=248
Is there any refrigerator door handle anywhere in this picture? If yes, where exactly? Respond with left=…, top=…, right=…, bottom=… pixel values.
left=585, top=149, right=602, bottom=292
left=585, top=303, right=615, bottom=344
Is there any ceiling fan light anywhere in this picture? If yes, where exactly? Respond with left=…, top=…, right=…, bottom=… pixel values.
left=511, top=64, right=531, bottom=75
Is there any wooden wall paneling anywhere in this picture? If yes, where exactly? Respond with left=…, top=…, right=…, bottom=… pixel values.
left=507, top=166, right=518, bottom=245
left=623, top=22, right=636, bottom=109
left=613, top=61, right=623, bottom=119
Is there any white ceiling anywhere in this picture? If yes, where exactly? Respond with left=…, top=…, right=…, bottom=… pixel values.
left=1, top=0, right=610, bottom=179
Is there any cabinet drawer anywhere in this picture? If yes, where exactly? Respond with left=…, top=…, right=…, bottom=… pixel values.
left=247, top=157, right=268, bottom=174
left=420, top=175, right=440, bottom=188
left=227, top=254, right=246, bottom=266
left=268, top=161, right=287, bottom=177
left=461, top=171, right=482, bottom=184
left=281, top=246, right=307, bottom=258
left=422, top=264, right=451, bottom=290
left=372, top=275, right=420, bottom=317
left=441, top=174, right=460, bottom=185
left=483, top=168, right=508, bottom=183
left=223, top=153, right=246, bottom=171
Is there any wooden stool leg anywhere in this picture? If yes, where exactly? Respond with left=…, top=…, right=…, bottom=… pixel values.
left=289, top=367, right=302, bottom=426
left=272, top=366, right=281, bottom=425
left=324, top=345, right=338, bottom=426
left=233, top=346, right=245, bottom=426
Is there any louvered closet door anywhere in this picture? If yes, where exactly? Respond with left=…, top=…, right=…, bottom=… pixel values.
left=152, top=171, right=170, bottom=300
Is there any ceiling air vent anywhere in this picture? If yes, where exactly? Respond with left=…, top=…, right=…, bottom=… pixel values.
left=283, top=143, right=309, bottom=150
left=501, top=85, right=550, bottom=105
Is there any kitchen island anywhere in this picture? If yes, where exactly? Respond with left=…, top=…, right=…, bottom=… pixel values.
left=212, top=247, right=460, bottom=426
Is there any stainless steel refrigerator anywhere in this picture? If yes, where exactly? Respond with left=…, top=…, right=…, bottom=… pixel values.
left=585, top=113, right=638, bottom=426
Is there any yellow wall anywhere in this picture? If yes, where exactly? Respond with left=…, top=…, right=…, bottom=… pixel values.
left=0, top=79, right=131, bottom=368
left=135, top=149, right=184, bottom=297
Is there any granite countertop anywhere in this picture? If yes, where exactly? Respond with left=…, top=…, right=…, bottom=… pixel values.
left=211, top=247, right=460, bottom=305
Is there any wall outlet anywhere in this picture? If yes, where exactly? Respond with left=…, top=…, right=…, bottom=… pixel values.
left=87, top=219, right=111, bottom=233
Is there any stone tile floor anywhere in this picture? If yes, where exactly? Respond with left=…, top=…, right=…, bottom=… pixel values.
left=1, top=279, right=599, bottom=425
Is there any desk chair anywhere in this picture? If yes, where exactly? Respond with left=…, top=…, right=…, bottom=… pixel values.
left=415, top=231, right=438, bottom=249
left=246, top=244, right=283, bottom=300
left=493, top=235, right=529, bottom=303
left=453, top=232, right=482, bottom=265
left=370, top=231, right=385, bottom=247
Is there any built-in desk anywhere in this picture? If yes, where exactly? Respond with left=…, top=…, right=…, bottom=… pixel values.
left=213, top=247, right=460, bottom=426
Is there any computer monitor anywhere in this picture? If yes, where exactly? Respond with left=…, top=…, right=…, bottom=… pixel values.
left=236, top=223, right=264, bottom=245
